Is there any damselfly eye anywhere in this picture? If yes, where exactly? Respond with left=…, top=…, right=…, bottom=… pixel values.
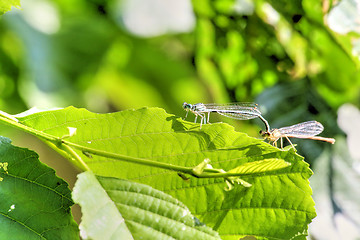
left=182, top=102, right=191, bottom=110
left=259, top=130, right=269, bottom=136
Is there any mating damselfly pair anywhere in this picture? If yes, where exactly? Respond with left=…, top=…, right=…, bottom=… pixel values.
left=183, top=102, right=335, bottom=150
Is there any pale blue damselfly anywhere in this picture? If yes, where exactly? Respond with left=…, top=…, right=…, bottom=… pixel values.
left=182, top=102, right=270, bottom=131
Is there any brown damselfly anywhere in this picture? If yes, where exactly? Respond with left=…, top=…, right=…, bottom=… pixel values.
left=260, top=120, right=335, bottom=150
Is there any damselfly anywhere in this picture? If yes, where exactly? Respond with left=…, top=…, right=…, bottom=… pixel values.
left=183, top=102, right=270, bottom=130
left=260, top=120, right=335, bottom=150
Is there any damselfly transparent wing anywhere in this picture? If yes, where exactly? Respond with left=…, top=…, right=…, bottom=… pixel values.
left=215, top=111, right=259, bottom=120
left=202, top=102, right=261, bottom=120
left=277, top=121, right=324, bottom=137
left=202, top=102, right=260, bottom=111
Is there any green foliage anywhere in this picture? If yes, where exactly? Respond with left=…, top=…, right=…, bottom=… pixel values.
left=12, top=106, right=315, bottom=239
left=73, top=171, right=221, bottom=240
left=0, top=0, right=20, bottom=15
left=0, top=0, right=358, bottom=115
left=0, top=136, right=78, bottom=239
left=192, top=0, right=360, bottom=106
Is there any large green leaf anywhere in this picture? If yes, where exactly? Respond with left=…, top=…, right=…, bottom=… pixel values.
left=0, top=0, right=20, bottom=15
left=14, top=106, right=315, bottom=239
left=0, top=136, right=79, bottom=239
left=73, top=171, right=221, bottom=240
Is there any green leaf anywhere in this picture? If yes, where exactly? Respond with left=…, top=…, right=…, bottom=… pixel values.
left=0, top=0, right=20, bottom=15
left=73, top=171, right=221, bottom=240
left=0, top=136, right=78, bottom=239
left=14, top=106, right=315, bottom=239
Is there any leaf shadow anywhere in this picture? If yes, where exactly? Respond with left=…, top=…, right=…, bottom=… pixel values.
left=166, top=116, right=268, bottom=155
left=216, top=143, right=265, bottom=158
left=166, top=116, right=197, bottom=132
left=166, top=116, right=218, bottom=150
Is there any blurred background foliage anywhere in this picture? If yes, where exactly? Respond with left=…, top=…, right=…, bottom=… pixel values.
left=1, top=0, right=360, bottom=239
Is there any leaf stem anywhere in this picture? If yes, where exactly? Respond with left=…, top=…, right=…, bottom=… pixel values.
left=62, top=140, right=194, bottom=173
left=58, top=140, right=258, bottom=179
left=59, top=143, right=91, bottom=171
left=0, top=112, right=257, bottom=180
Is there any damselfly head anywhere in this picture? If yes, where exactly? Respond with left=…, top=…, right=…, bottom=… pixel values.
left=259, top=130, right=270, bottom=136
left=182, top=102, right=192, bottom=110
